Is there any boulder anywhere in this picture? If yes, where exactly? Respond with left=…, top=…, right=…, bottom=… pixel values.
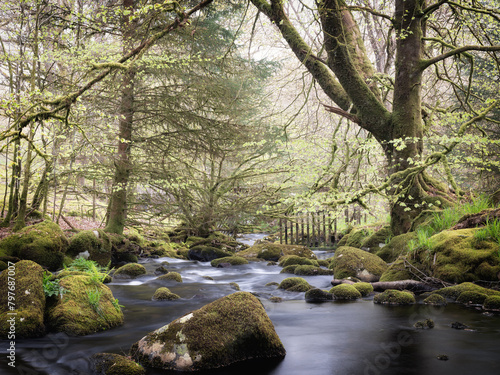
left=0, top=220, right=69, bottom=270
left=278, top=277, right=313, bottom=292
left=210, top=256, right=248, bottom=267
left=278, top=255, right=319, bottom=267
left=293, top=265, right=333, bottom=276
left=152, top=287, right=180, bottom=301
left=432, top=282, right=500, bottom=300
left=360, top=225, right=392, bottom=253
left=373, top=290, right=416, bottom=305
left=90, top=353, right=145, bottom=375
left=130, top=292, right=286, bottom=371
left=329, top=246, right=387, bottom=282
left=305, top=288, right=333, bottom=302
left=352, top=282, right=374, bottom=297
left=0, top=260, right=46, bottom=339
left=156, top=272, right=182, bottom=282
left=238, top=243, right=316, bottom=262
left=329, top=284, right=362, bottom=300
left=376, top=232, right=417, bottom=262
left=46, top=275, right=124, bottom=336
left=67, top=229, right=112, bottom=267
left=113, top=263, right=147, bottom=279
left=188, top=246, right=233, bottom=262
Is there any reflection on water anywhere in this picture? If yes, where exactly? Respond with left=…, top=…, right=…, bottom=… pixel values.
left=2, top=240, right=500, bottom=375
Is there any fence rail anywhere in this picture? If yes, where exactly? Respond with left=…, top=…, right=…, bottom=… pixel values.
left=279, top=212, right=339, bottom=248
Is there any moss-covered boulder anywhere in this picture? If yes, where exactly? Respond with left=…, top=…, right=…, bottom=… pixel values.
left=293, top=265, right=333, bottom=276
left=423, top=294, right=447, bottom=306
left=305, top=288, right=333, bottom=302
left=329, top=284, right=362, bottom=300
left=156, top=272, right=183, bottom=282
left=152, top=287, right=180, bottom=301
left=456, top=291, right=488, bottom=305
left=90, top=353, right=146, bottom=375
left=329, top=246, right=388, bottom=282
left=373, top=290, right=416, bottom=305
left=210, top=256, right=248, bottom=267
left=238, top=243, right=316, bottom=262
left=376, top=232, right=417, bottom=263
left=414, top=319, right=434, bottom=329
left=361, top=225, right=392, bottom=252
left=483, top=296, right=500, bottom=311
left=427, top=229, right=500, bottom=283
left=0, top=260, right=46, bottom=339
left=432, top=282, right=500, bottom=300
left=67, top=230, right=112, bottom=267
left=379, top=257, right=421, bottom=282
left=130, top=292, right=286, bottom=371
left=280, top=265, right=298, bottom=274
left=46, top=275, right=124, bottom=336
left=278, top=255, right=319, bottom=267
left=338, top=228, right=372, bottom=248
left=352, top=282, right=374, bottom=297
left=113, top=263, right=147, bottom=279
left=0, top=220, right=69, bottom=270
left=0, top=260, right=7, bottom=272
left=278, top=277, right=313, bottom=292
left=188, top=246, right=233, bottom=262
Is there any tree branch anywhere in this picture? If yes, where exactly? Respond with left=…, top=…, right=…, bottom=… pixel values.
left=420, top=45, right=500, bottom=71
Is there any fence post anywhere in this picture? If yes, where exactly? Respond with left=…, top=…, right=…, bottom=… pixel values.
left=279, top=218, right=283, bottom=244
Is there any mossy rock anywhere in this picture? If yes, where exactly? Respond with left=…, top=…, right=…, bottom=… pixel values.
left=339, top=228, right=372, bottom=248
left=278, top=255, right=319, bottom=267
left=427, top=229, right=500, bottom=283
left=293, top=265, right=333, bottom=276
left=329, top=246, right=388, bottom=282
left=152, top=287, right=181, bottom=301
left=280, top=265, right=298, bottom=274
left=329, top=284, right=362, bottom=300
left=373, top=290, right=416, bottom=305
left=423, top=294, right=447, bottom=306
left=433, top=282, right=500, bottom=300
left=352, top=282, right=374, bottom=297
left=229, top=282, right=240, bottom=291
left=156, top=272, right=182, bottom=282
left=0, top=220, right=69, bottom=270
left=67, top=229, right=112, bottom=267
left=114, top=263, right=147, bottom=279
left=305, top=288, right=333, bottom=302
left=210, top=256, right=248, bottom=267
left=483, top=296, right=500, bottom=311
left=278, top=277, right=313, bottom=292
left=188, top=246, right=233, bottom=262
left=238, top=243, right=316, bottom=262
left=414, top=319, right=434, bottom=329
left=376, top=232, right=417, bottom=263
left=130, top=292, right=286, bottom=371
left=0, top=260, right=46, bottom=339
left=379, top=257, right=421, bottom=282
left=456, top=291, right=488, bottom=305
left=90, top=353, right=146, bottom=375
left=0, top=260, right=6, bottom=272
left=185, top=236, right=206, bottom=247
left=53, top=270, right=112, bottom=283
left=361, top=226, right=392, bottom=252
left=46, top=275, right=124, bottom=336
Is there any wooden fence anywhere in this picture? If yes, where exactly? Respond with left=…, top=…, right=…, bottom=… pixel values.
left=279, top=212, right=339, bottom=248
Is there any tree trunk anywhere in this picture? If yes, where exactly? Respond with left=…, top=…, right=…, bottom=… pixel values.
left=105, top=0, right=136, bottom=235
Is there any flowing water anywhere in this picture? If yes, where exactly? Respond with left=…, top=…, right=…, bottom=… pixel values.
left=2, top=234, right=500, bottom=375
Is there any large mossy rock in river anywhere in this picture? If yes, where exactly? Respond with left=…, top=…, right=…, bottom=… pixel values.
left=360, top=225, right=392, bottom=253
left=0, top=220, right=69, bottom=271
left=46, top=275, right=124, bottom=336
left=375, top=232, right=417, bottom=263
left=373, top=290, right=416, bottom=305
left=113, top=263, right=147, bottom=279
left=67, top=229, right=112, bottom=267
left=188, top=245, right=233, bottom=262
left=238, top=243, right=316, bottom=262
left=329, top=246, right=387, bottom=282
left=130, top=292, right=286, bottom=371
left=0, top=260, right=46, bottom=339
left=90, top=353, right=146, bottom=375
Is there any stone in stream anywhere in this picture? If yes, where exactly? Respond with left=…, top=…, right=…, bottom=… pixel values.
left=130, top=291, right=286, bottom=371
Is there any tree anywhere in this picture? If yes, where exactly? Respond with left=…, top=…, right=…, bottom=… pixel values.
left=249, top=0, right=500, bottom=234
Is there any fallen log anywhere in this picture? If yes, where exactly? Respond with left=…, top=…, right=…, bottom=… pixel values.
left=371, top=280, right=436, bottom=293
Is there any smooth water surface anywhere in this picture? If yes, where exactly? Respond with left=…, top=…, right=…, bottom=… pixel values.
left=2, top=234, right=500, bottom=374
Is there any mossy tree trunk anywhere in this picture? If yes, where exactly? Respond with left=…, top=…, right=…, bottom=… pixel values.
left=250, top=0, right=475, bottom=235
left=105, top=0, right=137, bottom=235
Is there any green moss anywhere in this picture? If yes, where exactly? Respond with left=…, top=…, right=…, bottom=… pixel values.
left=329, top=284, right=362, bottom=300
left=210, top=256, right=248, bottom=267
left=423, top=294, right=447, bottom=306
left=238, top=243, right=316, bottom=262
left=330, top=246, right=387, bottom=282
left=280, top=265, right=298, bottom=274
left=114, top=263, right=147, bottom=278
left=130, top=292, right=286, bottom=371
left=278, top=277, right=313, bottom=292
left=152, top=287, right=180, bottom=301
left=278, top=255, right=319, bottom=267
left=188, top=246, right=233, bottom=262
left=90, top=353, right=145, bottom=375
left=352, top=282, right=374, bottom=297
left=379, top=257, right=420, bottom=282
left=156, top=272, right=182, bottom=282
left=376, top=232, right=417, bottom=262
left=0, top=260, right=6, bottom=271
left=229, top=282, right=240, bottom=291
left=68, top=230, right=112, bottom=267
left=483, top=296, right=500, bottom=310
left=46, top=275, right=124, bottom=336
left=433, top=282, right=500, bottom=300
left=361, top=226, right=392, bottom=252
left=293, top=265, right=333, bottom=276
left=0, top=220, right=69, bottom=270
left=373, top=290, right=416, bottom=305
left=456, top=291, right=488, bottom=305
left=341, top=228, right=372, bottom=248
left=0, top=260, right=46, bottom=339
left=305, top=288, right=333, bottom=302
left=185, top=236, right=206, bottom=247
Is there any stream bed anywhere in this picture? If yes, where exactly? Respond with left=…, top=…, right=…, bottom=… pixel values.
left=2, top=234, right=500, bottom=374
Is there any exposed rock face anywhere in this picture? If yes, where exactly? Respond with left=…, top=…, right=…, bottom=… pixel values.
left=0, top=260, right=46, bottom=339
left=130, top=292, right=286, bottom=371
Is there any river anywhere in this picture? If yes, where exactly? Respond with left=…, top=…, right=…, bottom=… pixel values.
left=1, top=234, right=500, bottom=374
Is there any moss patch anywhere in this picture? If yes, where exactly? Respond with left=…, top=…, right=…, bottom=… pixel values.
left=293, top=265, right=333, bottom=276
left=67, top=229, right=112, bottom=267
left=483, top=296, right=500, bottom=311
left=456, top=291, right=488, bottom=305
left=130, top=292, right=286, bottom=371
left=188, top=246, right=233, bottom=262
left=330, top=246, right=387, bottom=282
left=210, top=256, right=248, bottom=267
left=156, top=272, right=183, bottom=282
left=433, top=282, right=500, bottom=300
left=238, top=243, right=316, bottom=262
left=373, top=290, right=416, bottom=305
left=423, top=294, right=447, bottom=306
left=278, top=277, right=313, bottom=292
left=0, top=260, right=46, bottom=339
left=90, top=353, right=145, bottom=375
left=114, top=263, right=147, bottom=279
left=329, top=284, right=362, bottom=300
left=361, top=226, right=392, bottom=252
left=340, top=228, right=372, bottom=248
left=278, top=255, right=319, bottom=267
left=46, top=275, right=124, bottom=336
left=376, top=232, right=417, bottom=263
left=0, top=220, right=69, bottom=270
left=379, top=257, right=421, bottom=282
left=352, top=282, right=374, bottom=296
left=153, top=287, right=181, bottom=301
